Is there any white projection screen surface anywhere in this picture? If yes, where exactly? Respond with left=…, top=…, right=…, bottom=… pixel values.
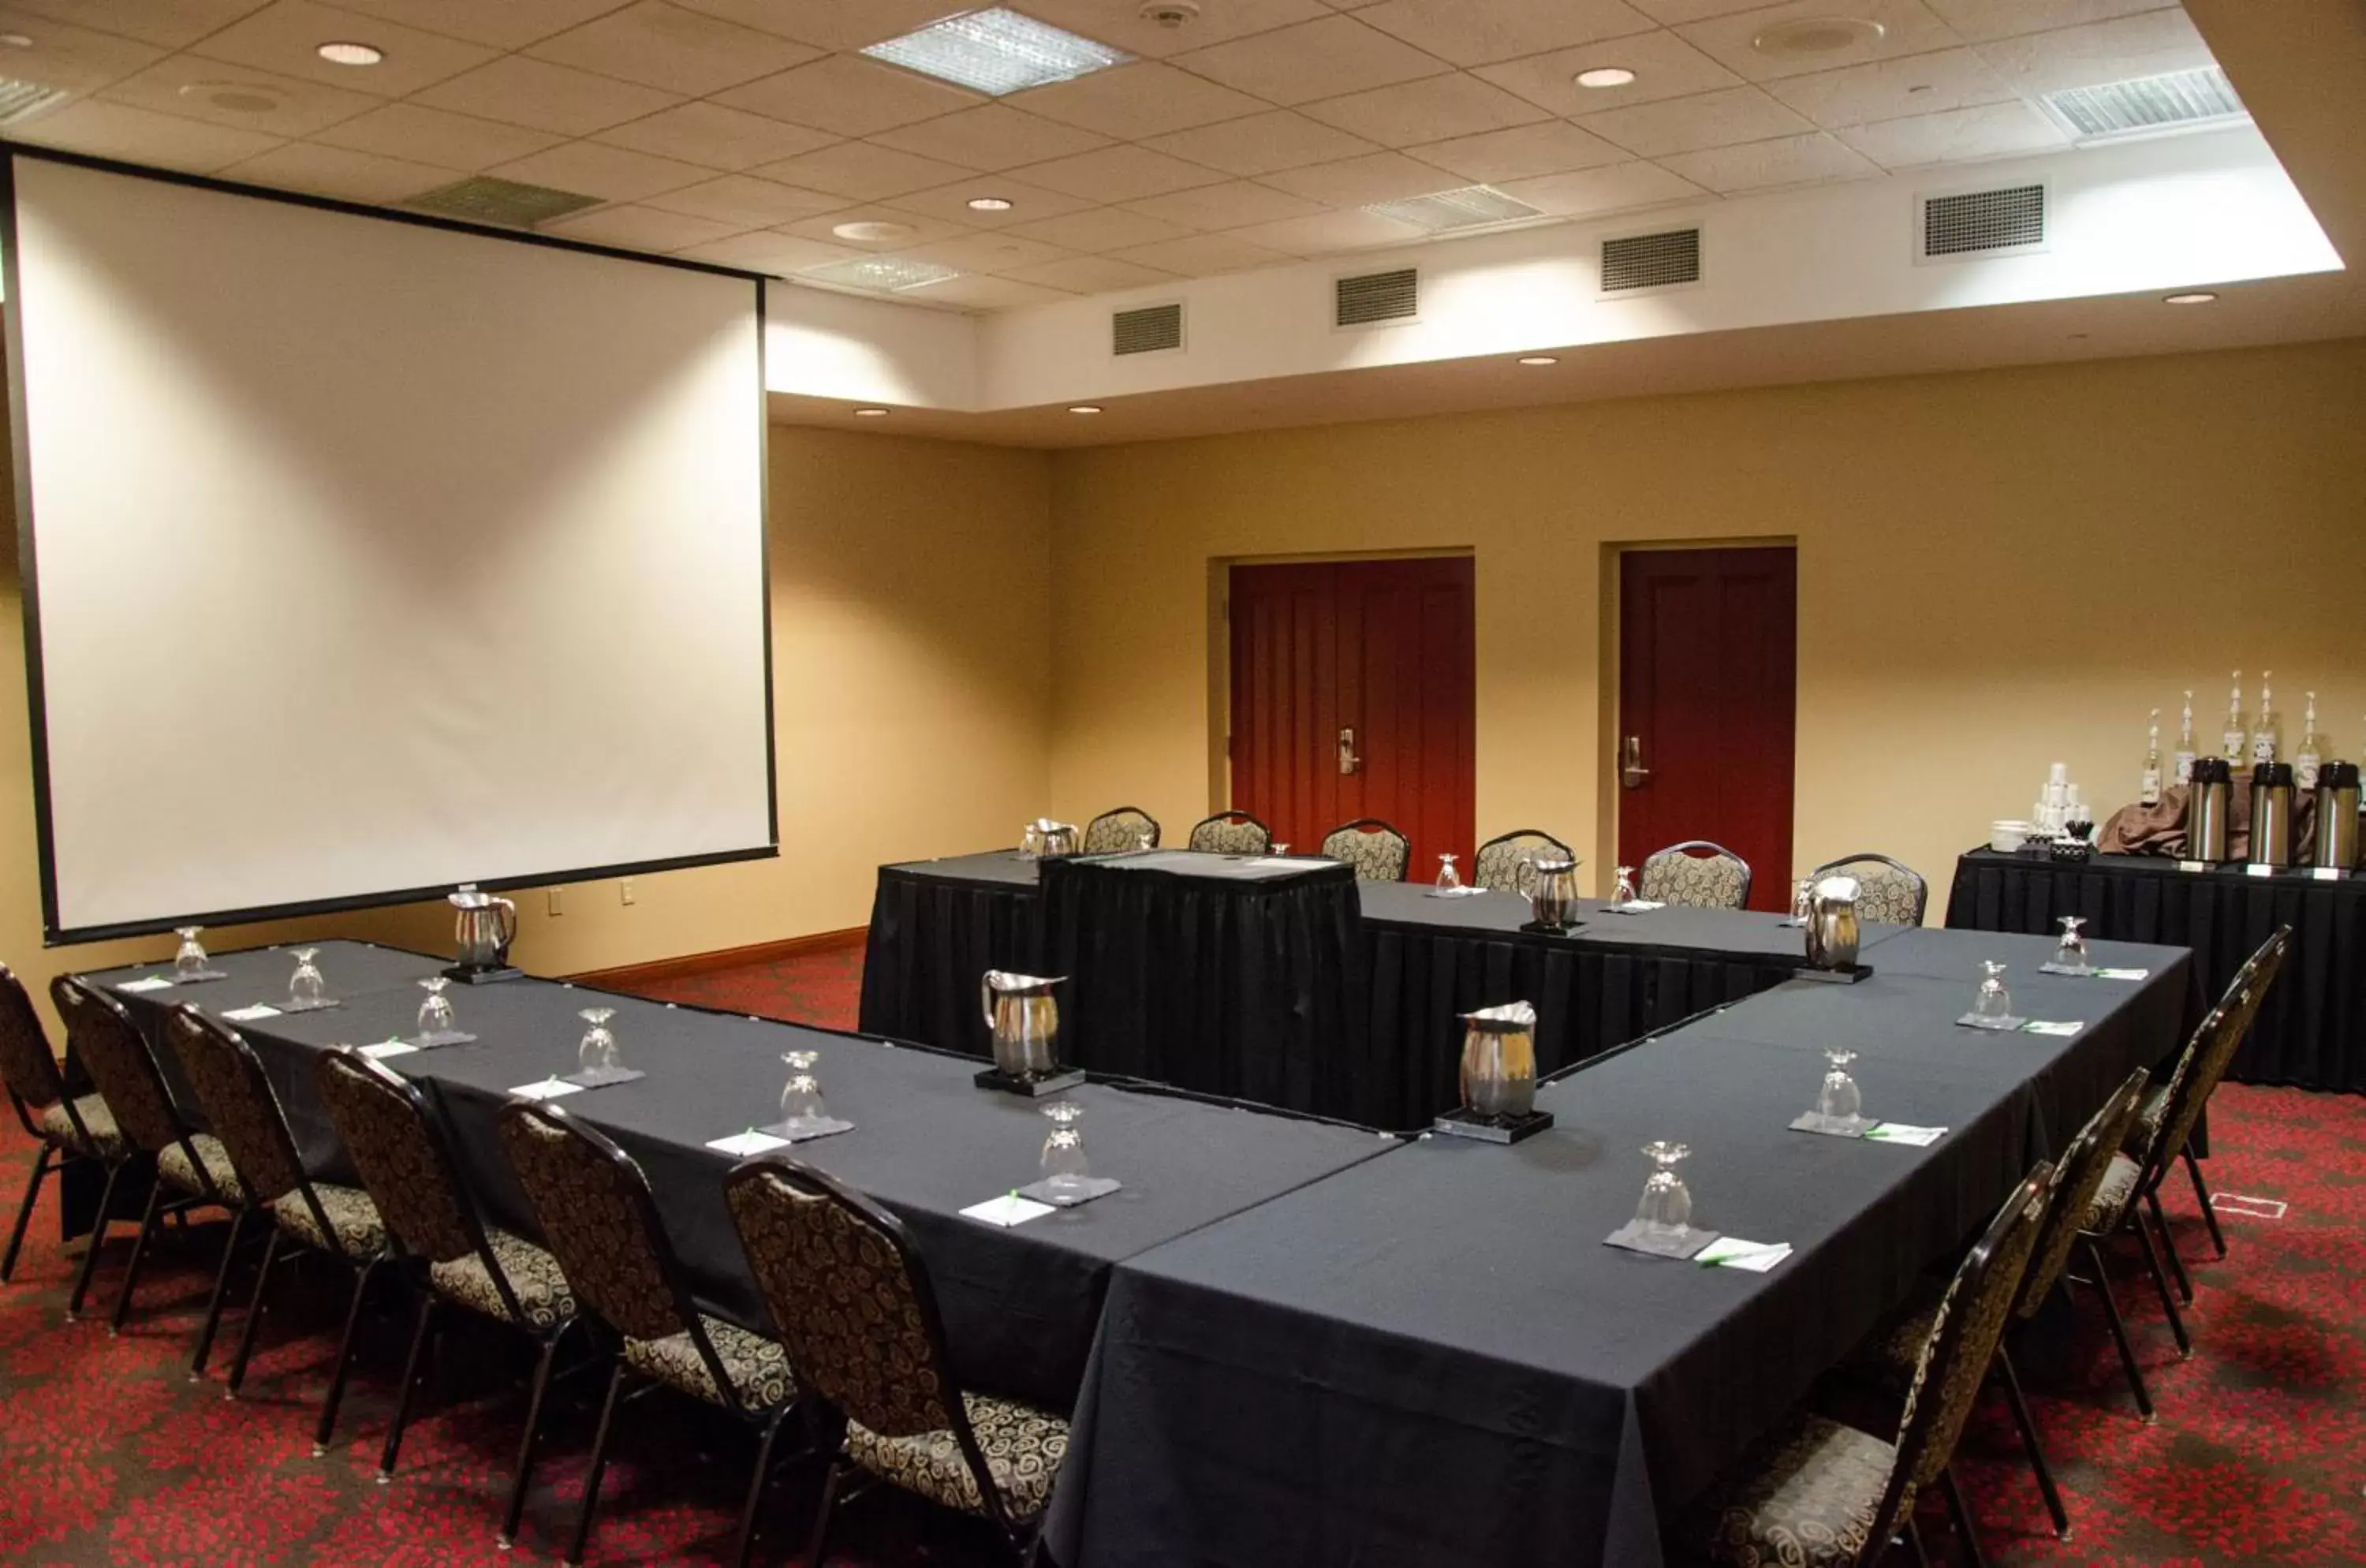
left=6, top=155, right=774, bottom=940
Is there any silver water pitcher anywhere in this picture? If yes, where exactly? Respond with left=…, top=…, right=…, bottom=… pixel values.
left=1020, top=819, right=1080, bottom=858
left=1804, top=875, right=1861, bottom=970
left=980, top=971, right=1065, bottom=1078
left=1528, top=856, right=1580, bottom=929
left=2314, top=761, right=2359, bottom=871
left=448, top=884, right=517, bottom=975
left=1459, top=1000, right=1538, bottom=1121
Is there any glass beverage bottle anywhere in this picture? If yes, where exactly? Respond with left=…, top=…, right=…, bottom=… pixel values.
left=2251, top=671, right=2281, bottom=766
left=2222, top=671, right=2246, bottom=762
left=2140, top=708, right=2163, bottom=805
left=2174, top=690, right=2197, bottom=783
left=2295, top=693, right=2323, bottom=792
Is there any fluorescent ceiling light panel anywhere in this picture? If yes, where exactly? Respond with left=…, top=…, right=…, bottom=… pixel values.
left=1364, top=185, right=1542, bottom=233
left=800, top=255, right=961, bottom=292
left=863, top=8, right=1130, bottom=97
left=2043, top=66, right=2245, bottom=141
left=0, top=77, right=70, bottom=125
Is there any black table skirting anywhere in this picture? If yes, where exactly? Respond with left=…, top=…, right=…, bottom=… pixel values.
left=859, top=852, right=1043, bottom=1059
left=1946, top=846, right=2364, bottom=1091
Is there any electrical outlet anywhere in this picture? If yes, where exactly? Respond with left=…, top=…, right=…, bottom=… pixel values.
left=547, top=887, right=563, bottom=917
left=619, top=878, right=636, bottom=906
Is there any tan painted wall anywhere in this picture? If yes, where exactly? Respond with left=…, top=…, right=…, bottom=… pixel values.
left=1, top=424, right=1051, bottom=1025
left=1045, top=338, right=2366, bottom=913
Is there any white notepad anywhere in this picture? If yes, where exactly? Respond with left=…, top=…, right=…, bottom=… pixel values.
left=706, top=1129, right=791, bottom=1158
left=961, top=1193, right=1054, bottom=1228
left=509, top=1077, right=584, bottom=1102
left=361, top=1040, right=418, bottom=1060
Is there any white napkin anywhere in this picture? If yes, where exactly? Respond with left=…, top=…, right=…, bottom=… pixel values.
left=961, top=1193, right=1054, bottom=1227
left=2093, top=967, right=2149, bottom=980
left=2021, top=1019, right=2084, bottom=1037
left=1696, top=1237, right=1791, bottom=1271
left=509, top=1077, right=584, bottom=1102
left=1864, top=1123, right=1947, bottom=1146
left=222, top=1003, right=282, bottom=1022
left=361, top=1040, right=418, bottom=1060
left=116, top=976, right=174, bottom=993
left=707, top=1129, right=791, bottom=1157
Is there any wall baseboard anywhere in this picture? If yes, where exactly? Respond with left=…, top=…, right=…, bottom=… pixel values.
left=569, top=926, right=867, bottom=989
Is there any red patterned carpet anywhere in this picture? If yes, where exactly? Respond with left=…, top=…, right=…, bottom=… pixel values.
left=1, top=940, right=2360, bottom=1565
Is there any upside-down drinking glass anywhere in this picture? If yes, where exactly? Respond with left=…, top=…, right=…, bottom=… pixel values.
left=1635, top=1141, right=1692, bottom=1239
left=174, top=927, right=210, bottom=981
left=2052, top=915, right=2092, bottom=973
left=1972, top=962, right=2015, bottom=1027
left=1039, top=1101, right=1092, bottom=1204
left=416, top=976, right=454, bottom=1040
left=289, top=948, right=326, bottom=1008
left=1612, top=866, right=1638, bottom=907
left=1816, top=1048, right=1866, bottom=1134
left=1435, top=853, right=1462, bottom=892
left=778, top=1050, right=829, bottom=1136
left=577, top=1008, right=619, bottom=1074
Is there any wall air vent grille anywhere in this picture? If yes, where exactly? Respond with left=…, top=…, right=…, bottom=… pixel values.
left=1334, top=267, right=1418, bottom=328
left=1920, top=183, right=2045, bottom=259
left=2043, top=66, right=2245, bottom=140
left=1600, top=229, right=1701, bottom=293
left=1112, top=301, right=1184, bottom=356
left=407, top=177, right=603, bottom=228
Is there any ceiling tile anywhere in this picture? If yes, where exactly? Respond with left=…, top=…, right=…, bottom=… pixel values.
left=412, top=55, right=681, bottom=136
left=1009, top=62, right=1269, bottom=140
left=0, top=9, right=163, bottom=93
left=1408, top=120, right=1628, bottom=183
left=222, top=140, right=460, bottom=200
left=527, top=2, right=819, bottom=95
left=312, top=102, right=565, bottom=166
left=1492, top=158, right=1705, bottom=215
left=868, top=104, right=1110, bottom=170
left=674, top=226, right=862, bottom=272
left=1259, top=148, right=1461, bottom=204
left=777, top=205, right=970, bottom=248
left=1677, top=0, right=1965, bottom=83
left=1173, top=15, right=1450, bottom=106
left=1001, top=205, right=1195, bottom=252
left=754, top=140, right=976, bottom=199
left=1575, top=84, right=1812, bottom=155
left=1475, top=32, right=1747, bottom=114
left=1764, top=45, right=2013, bottom=125
left=1021, top=0, right=1329, bottom=57
left=1353, top=0, right=1657, bottom=67
left=883, top=174, right=1097, bottom=226
left=9, top=98, right=283, bottom=171
left=183, top=0, right=497, bottom=97
left=1106, top=230, right=1294, bottom=275
left=642, top=171, right=843, bottom=223
left=1122, top=179, right=1323, bottom=230
left=99, top=55, right=379, bottom=138
left=304, top=0, right=637, bottom=50
left=594, top=100, right=838, bottom=168
left=490, top=140, right=716, bottom=201
left=1625, top=0, right=1796, bottom=21
left=1140, top=110, right=1380, bottom=176
left=1836, top=98, right=2069, bottom=165
left=1224, top=207, right=1429, bottom=255
left=670, top=0, right=972, bottom=52
left=1002, top=254, right=1177, bottom=293
left=1300, top=73, right=1552, bottom=147
left=898, top=273, right=1073, bottom=309
left=891, top=231, right=1074, bottom=274
left=1924, top=0, right=2175, bottom=44
left=1010, top=144, right=1229, bottom=201
left=1973, top=7, right=2211, bottom=95
left=540, top=201, right=748, bottom=249
left=713, top=53, right=983, bottom=136
left=1657, top=128, right=1882, bottom=190
left=4, top=0, right=270, bottom=50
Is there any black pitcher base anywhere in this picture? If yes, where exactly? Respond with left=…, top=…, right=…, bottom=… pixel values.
left=1519, top=920, right=1585, bottom=936
left=443, top=964, right=523, bottom=985
left=1433, top=1107, right=1555, bottom=1144
left=1793, top=963, right=1873, bottom=984
left=976, top=1066, right=1087, bottom=1097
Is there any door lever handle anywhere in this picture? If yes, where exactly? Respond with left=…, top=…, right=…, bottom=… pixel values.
left=1621, top=734, right=1651, bottom=790
left=1338, top=726, right=1361, bottom=776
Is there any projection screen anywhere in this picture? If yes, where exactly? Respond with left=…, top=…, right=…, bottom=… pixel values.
left=5, top=152, right=774, bottom=942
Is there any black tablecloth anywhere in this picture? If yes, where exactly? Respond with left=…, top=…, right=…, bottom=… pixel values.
left=1043, top=934, right=2192, bottom=1568
left=87, top=940, right=1397, bottom=1410
left=859, top=851, right=1044, bottom=1057
left=1945, top=846, right=2365, bottom=1090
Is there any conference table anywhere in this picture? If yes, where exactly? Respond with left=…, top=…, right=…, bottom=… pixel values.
left=82, top=940, right=1397, bottom=1410
left=1946, top=846, right=2365, bottom=1091
left=1043, top=925, right=2194, bottom=1568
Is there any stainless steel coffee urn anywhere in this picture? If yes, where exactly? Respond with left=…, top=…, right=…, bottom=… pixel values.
left=2187, top=757, right=2233, bottom=862
left=1458, top=1001, right=1538, bottom=1122
left=2250, top=762, right=2295, bottom=868
left=1804, top=875, right=1861, bottom=971
left=2314, top=760, right=2360, bottom=872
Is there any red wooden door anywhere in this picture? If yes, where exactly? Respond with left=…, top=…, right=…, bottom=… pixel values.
left=1230, top=558, right=1474, bottom=876
left=1616, top=547, right=1797, bottom=911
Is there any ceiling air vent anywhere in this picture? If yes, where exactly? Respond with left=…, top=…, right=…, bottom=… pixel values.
left=1112, top=301, right=1184, bottom=357
left=1334, top=267, right=1418, bottom=329
left=2042, top=66, right=2245, bottom=142
left=1364, top=185, right=1539, bottom=233
left=799, top=255, right=961, bottom=293
left=1600, top=228, right=1701, bottom=294
left=1919, top=183, right=2046, bottom=261
left=0, top=78, right=70, bottom=125
left=408, top=177, right=602, bottom=228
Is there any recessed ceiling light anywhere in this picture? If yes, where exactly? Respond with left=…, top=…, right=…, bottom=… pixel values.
left=2164, top=291, right=2218, bottom=305
left=832, top=219, right=916, bottom=242
left=315, top=40, right=383, bottom=65
left=0, top=32, right=32, bottom=48
left=853, top=407, right=890, bottom=417
left=1574, top=66, right=1635, bottom=89
left=1068, top=405, right=1103, bottom=414
left=967, top=196, right=1015, bottom=212
left=864, top=7, right=1130, bottom=97
left=1752, top=17, right=1884, bottom=58
left=1517, top=356, right=1558, bottom=366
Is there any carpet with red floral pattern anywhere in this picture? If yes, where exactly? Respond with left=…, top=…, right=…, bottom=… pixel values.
left=1, top=940, right=2360, bottom=1565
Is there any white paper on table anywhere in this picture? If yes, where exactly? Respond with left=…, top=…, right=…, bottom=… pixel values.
left=2021, top=1019, right=2084, bottom=1036
left=115, top=976, right=174, bottom=993
left=1602, top=900, right=1668, bottom=914
left=1245, top=857, right=1325, bottom=870
left=361, top=1040, right=418, bottom=1059
left=961, top=1193, right=1054, bottom=1228
left=222, top=1003, right=282, bottom=1021
left=509, top=1077, right=585, bottom=1102
left=706, top=1129, right=791, bottom=1157
left=2093, top=967, right=2150, bottom=980
left=1865, top=1123, right=1947, bottom=1147
left=1696, top=1237, right=1792, bottom=1271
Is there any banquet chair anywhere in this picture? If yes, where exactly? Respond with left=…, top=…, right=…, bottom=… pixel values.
left=1805, top=853, right=1928, bottom=926
left=47, top=976, right=244, bottom=1348
left=312, top=1048, right=579, bottom=1539
left=2, top=963, right=122, bottom=1284
left=1640, top=841, right=1752, bottom=910
left=1681, top=1162, right=2052, bottom=1568
left=498, top=1101, right=800, bottom=1568
left=164, top=1006, right=390, bottom=1447
left=1082, top=807, right=1160, bottom=853
left=1321, top=819, right=1411, bottom=883
left=724, top=1156, right=1068, bottom=1568
left=1472, top=829, right=1573, bottom=894
left=1186, top=810, right=1271, bottom=856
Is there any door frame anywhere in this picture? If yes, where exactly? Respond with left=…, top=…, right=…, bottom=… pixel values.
left=1595, top=536, right=1797, bottom=891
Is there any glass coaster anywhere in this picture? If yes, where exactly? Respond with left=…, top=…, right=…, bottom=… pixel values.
left=1604, top=1220, right=1719, bottom=1260
left=1954, top=1014, right=2025, bottom=1032
left=170, top=969, right=231, bottom=984
left=412, top=1030, right=478, bottom=1049
left=278, top=997, right=341, bottom=1014
left=758, top=1116, right=855, bottom=1144
left=1016, top=1176, right=1121, bottom=1208
left=1789, top=1111, right=1868, bottom=1138
left=561, top=1066, right=645, bottom=1089
left=2038, top=962, right=2097, bottom=977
